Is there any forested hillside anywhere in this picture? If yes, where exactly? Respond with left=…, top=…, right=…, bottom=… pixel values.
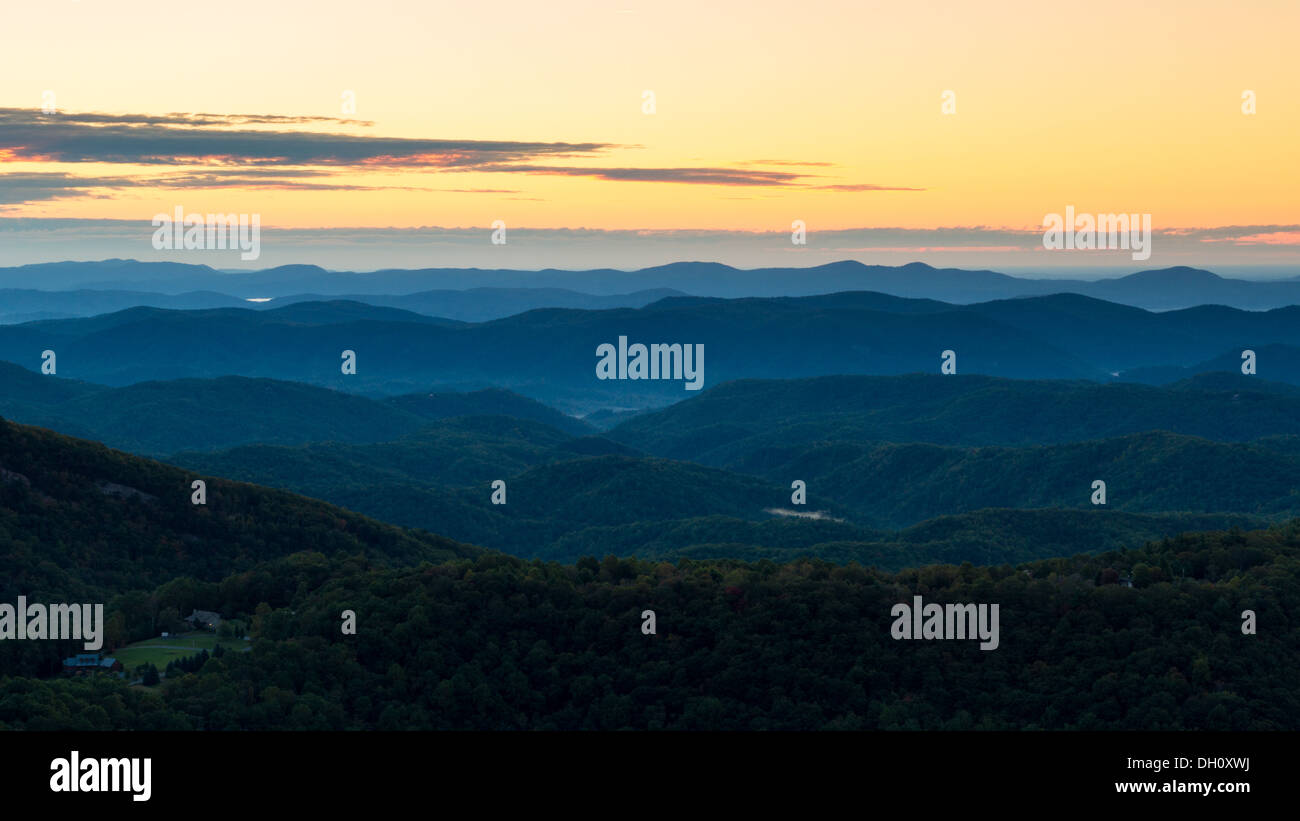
left=608, top=373, right=1300, bottom=456
left=1, top=366, right=1296, bottom=733
left=173, top=423, right=1300, bottom=556
left=0, top=363, right=591, bottom=454
left=0, top=416, right=478, bottom=599
left=3, top=523, right=1296, bottom=730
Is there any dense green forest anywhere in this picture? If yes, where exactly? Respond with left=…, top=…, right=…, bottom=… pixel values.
left=0, top=362, right=592, bottom=455
left=2, top=522, right=1296, bottom=730
left=10, top=366, right=1300, bottom=556
left=11, top=415, right=1259, bottom=603
left=608, top=372, right=1300, bottom=458
left=174, top=421, right=1296, bottom=557
left=175, top=415, right=633, bottom=491
left=578, top=509, right=1265, bottom=567
left=3, top=378, right=1297, bottom=731
left=0, top=416, right=477, bottom=647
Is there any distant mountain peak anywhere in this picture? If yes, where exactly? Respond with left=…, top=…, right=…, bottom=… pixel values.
left=256, top=264, right=331, bottom=275
left=1120, top=266, right=1222, bottom=282
left=641, top=261, right=737, bottom=273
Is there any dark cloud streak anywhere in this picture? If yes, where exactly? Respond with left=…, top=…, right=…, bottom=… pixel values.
left=0, top=108, right=923, bottom=196
left=0, top=108, right=610, bottom=167
left=481, top=164, right=808, bottom=186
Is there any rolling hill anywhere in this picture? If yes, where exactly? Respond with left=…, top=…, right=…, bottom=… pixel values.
left=170, top=414, right=1295, bottom=559
left=0, top=364, right=591, bottom=454
left=0, top=415, right=479, bottom=601
left=270, top=287, right=686, bottom=322
left=8, top=522, right=1298, bottom=730
left=5, top=288, right=1300, bottom=412
left=608, top=373, right=1300, bottom=458
left=7, top=258, right=1300, bottom=310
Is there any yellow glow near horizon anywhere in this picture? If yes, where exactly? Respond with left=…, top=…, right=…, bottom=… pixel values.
left=3, top=0, right=1297, bottom=231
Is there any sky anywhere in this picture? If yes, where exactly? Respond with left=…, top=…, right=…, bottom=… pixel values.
left=1, top=0, right=1297, bottom=272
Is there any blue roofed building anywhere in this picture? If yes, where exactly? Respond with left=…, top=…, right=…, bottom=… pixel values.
left=62, top=653, right=122, bottom=676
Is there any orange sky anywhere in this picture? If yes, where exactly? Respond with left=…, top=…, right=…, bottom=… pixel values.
left=2, top=0, right=1297, bottom=235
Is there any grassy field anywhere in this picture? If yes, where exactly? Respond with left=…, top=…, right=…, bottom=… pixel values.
left=113, top=631, right=249, bottom=672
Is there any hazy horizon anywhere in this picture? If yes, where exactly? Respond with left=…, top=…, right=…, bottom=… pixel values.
left=4, top=0, right=1297, bottom=279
